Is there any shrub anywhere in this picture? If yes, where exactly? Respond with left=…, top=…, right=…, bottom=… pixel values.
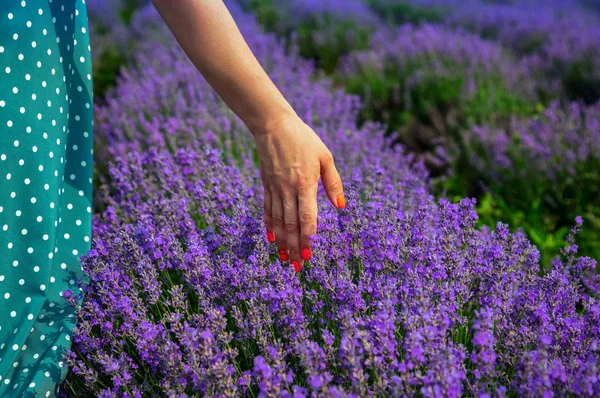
left=446, top=102, right=600, bottom=265
left=238, top=0, right=380, bottom=73
left=63, top=145, right=599, bottom=397
left=336, top=24, right=543, bottom=163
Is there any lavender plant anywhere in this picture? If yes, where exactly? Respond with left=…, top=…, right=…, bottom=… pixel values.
left=237, top=0, right=380, bottom=73
left=373, top=0, right=600, bottom=103
left=336, top=24, right=543, bottom=169
left=86, top=0, right=150, bottom=98
left=60, top=2, right=600, bottom=396
left=447, top=102, right=600, bottom=264
left=62, top=143, right=599, bottom=397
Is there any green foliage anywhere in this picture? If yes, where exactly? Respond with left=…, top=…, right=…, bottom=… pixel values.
left=242, top=0, right=281, bottom=33
left=367, top=0, right=445, bottom=25
left=339, top=57, right=536, bottom=137
left=464, top=74, right=535, bottom=125
left=441, top=130, right=600, bottom=268
left=239, top=0, right=374, bottom=74
left=119, top=0, right=139, bottom=26
left=92, top=46, right=127, bottom=99
left=561, top=57, right=600, bottom=104
left=296, top=17, right=373, bottom=74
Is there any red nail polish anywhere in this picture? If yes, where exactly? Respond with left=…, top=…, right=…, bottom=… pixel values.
left=279, top=250, right=289, bottom=261
left=267, top=231, right=275, bottom=243
left=301, top=248, right=311, bottom=260
left=336, top=194, right=346, bottom=209
left=291, top=260, right=301, bottom=273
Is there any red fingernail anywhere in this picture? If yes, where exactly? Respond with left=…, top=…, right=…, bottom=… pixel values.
left=301, top=248, right=311, bottom=260
left=291, top=260, right=301, bottom=273
left=267, top=231, right=275, bottom=243
left=336, top=194, right=346, bottom=209
left=279, top=250, right=289, bottom=261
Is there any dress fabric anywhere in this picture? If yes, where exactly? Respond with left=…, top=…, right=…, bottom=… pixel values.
left=0, top=0, right=93, bottom=397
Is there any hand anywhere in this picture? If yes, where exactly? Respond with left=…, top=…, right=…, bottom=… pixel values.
left=254, top=114, right=345, bottom=272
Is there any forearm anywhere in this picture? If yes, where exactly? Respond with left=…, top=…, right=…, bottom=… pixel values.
left=151, top=0, right=297, bottom=136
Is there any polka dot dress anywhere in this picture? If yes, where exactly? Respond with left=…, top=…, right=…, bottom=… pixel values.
left=0, top=1, right=93, bottom=397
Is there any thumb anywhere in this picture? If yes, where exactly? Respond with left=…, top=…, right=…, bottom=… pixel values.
left=320, top=151, right=345, bottom=209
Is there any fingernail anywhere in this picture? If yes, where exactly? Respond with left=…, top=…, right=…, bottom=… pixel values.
left=336, top=193, right=346, bottom=209
left=267, top=231, right=275, bottom=243
left=301, top=248, right=311, bottom=260
left=291, top=260, right=301, bottom=273
left=279, top=250, right=289, bottom=261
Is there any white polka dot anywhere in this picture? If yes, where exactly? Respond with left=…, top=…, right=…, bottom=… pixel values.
left=10, top=311, right=16, bottom=317
left=40, top=285, right=46, bottom=291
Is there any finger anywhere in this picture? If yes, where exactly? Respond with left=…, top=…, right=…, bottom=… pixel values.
left=320, top=151, right=345, bottom=209
left=271, top=191, right=288, bottom=262
left=283, top=191, right=302, bottom=272
left=264, top=186, right=275, bottom=243
left=298, top=183, right=318, bottom=263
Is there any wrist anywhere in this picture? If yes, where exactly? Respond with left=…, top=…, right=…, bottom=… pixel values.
left=247, top=107, right=298, bottom=138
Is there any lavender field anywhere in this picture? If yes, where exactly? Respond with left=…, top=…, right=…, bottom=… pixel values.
left=61, top=0, right=599, bottom=396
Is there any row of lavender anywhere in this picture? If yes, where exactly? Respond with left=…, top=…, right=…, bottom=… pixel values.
left=238, top=0, right=600, bottom=264
left=61, top=1, right=600, bottom=396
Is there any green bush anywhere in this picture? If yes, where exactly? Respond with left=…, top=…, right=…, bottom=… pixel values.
left=296, top=17, right=373, bottom=74
left=442, top=104, right=600, bottom=267
left=367, top=0, right=446, bottom=25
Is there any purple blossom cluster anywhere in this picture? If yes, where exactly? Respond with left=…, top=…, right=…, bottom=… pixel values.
left=339, top=24, right=540, bottom=101
left=66, top=144, right=600, bottom=396
left=60, top=1, right=600, bottom=396
left=240, top=0, right=380, bottom=28
left=378, top=0, right=600, bottom=102
left=466, top=102, right=600, bottom=184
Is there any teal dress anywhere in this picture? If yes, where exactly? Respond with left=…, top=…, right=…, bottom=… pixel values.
left=0, top=1, right=93, bottom=396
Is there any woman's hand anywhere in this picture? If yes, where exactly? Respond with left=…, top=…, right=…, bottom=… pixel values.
left=152, top=1, right=345, bottom=272
left=254, top=114, right=345, bottom=272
